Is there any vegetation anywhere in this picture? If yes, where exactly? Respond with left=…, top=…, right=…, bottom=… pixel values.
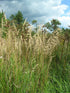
left=44, top=19, right=61, bottom=31
left=10, top=11, right=25, bottom=24
left=0, top=11, right=70, bottom=93
left=32, top=20, right=38, bottom=32
left=9, top=11, right=25, bottom=31
left=0, top=10, right=6, bottom=27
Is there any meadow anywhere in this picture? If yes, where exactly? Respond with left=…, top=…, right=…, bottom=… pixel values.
left=0, top=17, right=70, bottom=93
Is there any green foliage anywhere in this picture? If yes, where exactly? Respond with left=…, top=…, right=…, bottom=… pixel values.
left=9, top=11, right=26, bottom=31
left=62, top=28, right=70, bottom=40
left=32, top=20, right=37, bottom=32
left=0, top=10, right=4, bottom=27
left=10, top=11, right=25, bottom=24
left=0, top=36, right=70, bottom=93
left=15, top=11, right=24, bottom=24
left=10, top=14, right=15, bottom=20
left=31, top=31, right=36, bottom=36
left=0, top=12, right=70, bottom=93
left=0, top=13, right=2, bottom=25
left=44, top=19, right=61, bottom=31
left=32, top=20, right=37, bottom=24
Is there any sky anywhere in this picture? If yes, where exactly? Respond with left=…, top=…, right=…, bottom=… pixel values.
left=0, top=0, right=70, bottom=27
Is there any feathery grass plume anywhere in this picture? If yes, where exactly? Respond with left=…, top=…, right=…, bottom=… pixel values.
left=44, top=28, right=61, bottom=56
left=0, top=19, right=69, bottom=93
left=4, top=13, right=7, bottom=25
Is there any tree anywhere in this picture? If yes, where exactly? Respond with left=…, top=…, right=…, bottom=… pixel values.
left=44, top=19, right=61, bottom=31
left=62, top=27, right=70, bottom=42
left=32, top=20, right=37, bottom=24
left=32, top=20, right=37, bottom=32
left=15, top=11, right=24, bottom=24
left=0, top=10, right=6, bottom=27
left=9, top=11, right=25, bottom=30
left=10, top=14, right=15, bottom=21
left=10, top=11, right=25, bottom=24
left=0, top=12, right=2, bottom=27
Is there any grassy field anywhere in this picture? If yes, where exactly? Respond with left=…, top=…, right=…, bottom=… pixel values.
left=0, top=20, right=70, bottom=93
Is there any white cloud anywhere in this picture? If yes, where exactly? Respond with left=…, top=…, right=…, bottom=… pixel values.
left=58, top=16, right=70, bottom=27
left=66, top=11, right=70, bottom=16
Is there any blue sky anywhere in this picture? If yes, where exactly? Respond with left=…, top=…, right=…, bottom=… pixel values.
left=62, top=0, right=70, bottom=7
left=0, top=0, right=70, bottom=27
left=62, top=0, right=70, bottom=13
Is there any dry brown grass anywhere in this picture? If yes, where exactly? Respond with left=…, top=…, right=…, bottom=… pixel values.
left=0, top=20, right=62, bottom=59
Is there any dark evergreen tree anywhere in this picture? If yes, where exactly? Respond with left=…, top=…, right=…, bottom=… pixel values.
left=0, top=10, right=5, bottom=27
left=10, top=11, right=24, bottom=24
left=15, top=11, right=24, bottom=24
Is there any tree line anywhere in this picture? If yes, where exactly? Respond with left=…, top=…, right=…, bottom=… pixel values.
left=0, top=10, right=70, bottom=36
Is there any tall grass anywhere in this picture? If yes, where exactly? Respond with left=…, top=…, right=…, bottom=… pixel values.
left=0, top=18, right=70, bottom=93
